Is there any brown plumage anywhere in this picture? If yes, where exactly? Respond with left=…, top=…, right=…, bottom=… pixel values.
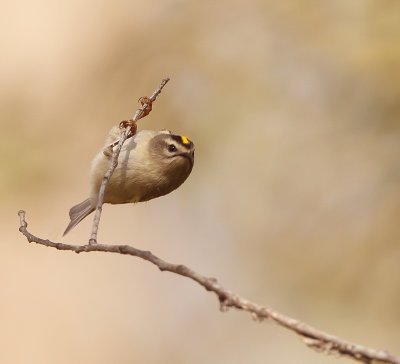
left=63, top=128, right=194, bottom=236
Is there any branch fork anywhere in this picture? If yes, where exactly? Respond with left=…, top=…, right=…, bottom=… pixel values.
left=89, top=78, right=170, bottom=245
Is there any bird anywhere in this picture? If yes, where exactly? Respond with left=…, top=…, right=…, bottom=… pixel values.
left=63, top=127, right=194, bottom=236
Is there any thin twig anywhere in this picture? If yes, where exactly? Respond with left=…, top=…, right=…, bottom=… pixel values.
left=88, top=78, right=170, bottom=245
left=18, top=210, right=400, bottom=364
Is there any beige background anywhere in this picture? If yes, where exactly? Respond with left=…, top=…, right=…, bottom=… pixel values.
left=1, top=1, right=399, bottom=363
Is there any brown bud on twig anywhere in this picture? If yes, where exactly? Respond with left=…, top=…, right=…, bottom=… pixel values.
left=119, top=120, right=138, bottom=139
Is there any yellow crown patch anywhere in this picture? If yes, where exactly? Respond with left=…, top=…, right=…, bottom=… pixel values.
left=181, top=136, right=190, bottom=144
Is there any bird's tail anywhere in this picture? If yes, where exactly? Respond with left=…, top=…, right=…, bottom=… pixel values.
left=63, top=198, right=95, bottom=236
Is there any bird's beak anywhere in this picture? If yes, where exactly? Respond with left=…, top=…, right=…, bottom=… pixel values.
left=180, top=151, right=194, bottom=164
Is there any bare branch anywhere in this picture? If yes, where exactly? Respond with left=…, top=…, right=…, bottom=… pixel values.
left=18, top=210, right=400, bottom=364
left=88, top=78, right=170, bottom=245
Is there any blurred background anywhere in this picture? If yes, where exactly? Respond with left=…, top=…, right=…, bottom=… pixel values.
left=1, top=0, right=399, bottom=363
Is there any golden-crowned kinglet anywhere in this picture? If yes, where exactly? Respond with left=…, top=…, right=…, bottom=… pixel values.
left=63, top=127, right=195, bottom=235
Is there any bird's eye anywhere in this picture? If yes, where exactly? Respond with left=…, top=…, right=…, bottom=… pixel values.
left=167, top=144, right=177, bottom=152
